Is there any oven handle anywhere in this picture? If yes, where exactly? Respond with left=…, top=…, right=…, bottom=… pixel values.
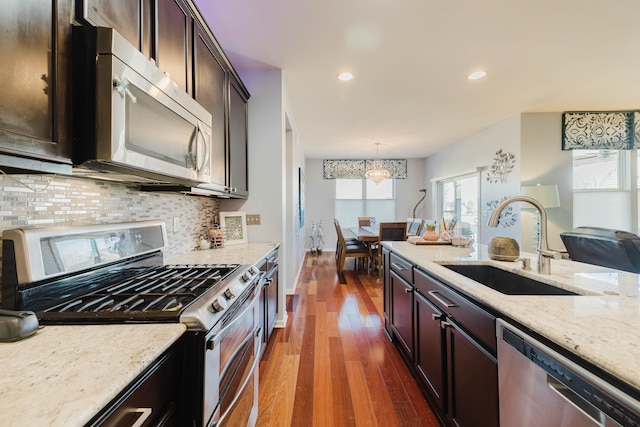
left=214, top=326, right=262, bottom=427
left=207, top=282, right=259, bottom=349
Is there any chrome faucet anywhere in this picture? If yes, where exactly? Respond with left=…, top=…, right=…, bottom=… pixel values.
left=487, top=196, right=561, bottom=274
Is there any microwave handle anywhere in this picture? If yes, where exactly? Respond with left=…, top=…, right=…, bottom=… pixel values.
left=196, top=123, right=210, bottom=179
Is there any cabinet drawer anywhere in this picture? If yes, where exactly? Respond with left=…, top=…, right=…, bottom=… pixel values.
left=90, top=348, right=179, bottom=427
left=390, top=252, right=413, bottom=284
left=414, top=268, right=496, bottom=354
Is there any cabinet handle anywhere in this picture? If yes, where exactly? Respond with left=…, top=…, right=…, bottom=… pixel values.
left=431, top=313, right=442, bottom=321
left=113, top=76, right=137, bottom=103
left=391, top=262, right=408, bottom=271
left=130, top=407, right=152, bottom=427
left=440, top=320, right=453, bottom=330
left=404, top=287, right=413, bottom=294
left=427, top=291, right=457, bottom=308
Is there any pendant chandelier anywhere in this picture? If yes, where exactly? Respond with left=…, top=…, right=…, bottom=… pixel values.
left=365, top=142, right=391, bottom=184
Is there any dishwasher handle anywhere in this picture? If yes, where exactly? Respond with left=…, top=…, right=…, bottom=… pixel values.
left=547, top=375, right=605, bottom=425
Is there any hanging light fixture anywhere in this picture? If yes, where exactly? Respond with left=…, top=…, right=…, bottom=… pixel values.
left=365, top=142, right=391, bottom=184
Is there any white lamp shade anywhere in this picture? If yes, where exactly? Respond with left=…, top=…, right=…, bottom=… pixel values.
left=520, top=184, right=560, bottom=208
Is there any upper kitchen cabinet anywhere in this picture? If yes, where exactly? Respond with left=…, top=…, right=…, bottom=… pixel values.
left=78, top=0, right=154, bottom=59
left=156, top=0, right=192, bottom=93
left=227, top=78, right=249, bottom=198
left=193, top=19, right=227, bottom=192
left=0, top=0, right=73, bottom=174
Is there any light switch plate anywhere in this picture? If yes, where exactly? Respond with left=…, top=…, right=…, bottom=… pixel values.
left=246, top=214, right=261, bottom=225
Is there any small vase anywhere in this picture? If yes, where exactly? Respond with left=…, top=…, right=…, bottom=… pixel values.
left=423, top=228, right=439, bottom=241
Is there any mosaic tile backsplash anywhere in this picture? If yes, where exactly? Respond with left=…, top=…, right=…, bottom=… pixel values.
left=0, top=173, right=219, bottom=299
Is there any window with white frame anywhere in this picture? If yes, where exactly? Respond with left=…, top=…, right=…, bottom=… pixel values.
left=572, top=149, right=637, bottom=233
left=334, top=179, right=395, bottom=228
left=436, top=173, right=479, bottom=241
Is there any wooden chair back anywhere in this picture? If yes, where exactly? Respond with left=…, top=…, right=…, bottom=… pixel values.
left=378, top=221, right=407, bottom=242
left=358, top=217, right=372, bottom=227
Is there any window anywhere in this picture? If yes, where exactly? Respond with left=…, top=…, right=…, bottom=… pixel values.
left=436, top=173, right=479, bottom=241
left=572, top=149, right=636, bottom=233
left=335, top=179, right=395, bottom=228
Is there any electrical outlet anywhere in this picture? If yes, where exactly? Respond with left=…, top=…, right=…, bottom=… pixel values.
left=173, top=217, right=180, bottom=232
left=246, top=214, right=261, bottom=225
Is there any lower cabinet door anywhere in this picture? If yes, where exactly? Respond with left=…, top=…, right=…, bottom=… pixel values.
left=414, top=291, right=446, bottom=412
left=390, top=270, right=413, bottom=359
left=445, top=322, right=499, bottom=427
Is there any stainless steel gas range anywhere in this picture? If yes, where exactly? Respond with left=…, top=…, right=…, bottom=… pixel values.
left=1, top=220, right=262, bottom=427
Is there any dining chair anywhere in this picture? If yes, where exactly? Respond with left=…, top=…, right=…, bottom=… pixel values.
left=358, top=217, right=372, bottom=227
left=370, top=221, right=407, bottom=277
left=334, top=219, right=369, bottom=273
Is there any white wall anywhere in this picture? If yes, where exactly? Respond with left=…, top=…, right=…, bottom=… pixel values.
left=304, top=158, right=426, bottom=252
left=425, top=112, right=574, bottom=250
left=219, top=68, right=305, bottom=327
left=426, top=115, right=522, bottom=245
left=520, top=113, right=573, bottom=251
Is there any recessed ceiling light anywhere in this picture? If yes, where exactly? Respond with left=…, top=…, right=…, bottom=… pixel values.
left=468, top=70, right=487, bottom=80
left=337, top=72, right=354, bottom=81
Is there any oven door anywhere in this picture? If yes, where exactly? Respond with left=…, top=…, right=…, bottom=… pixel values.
left=204, top=283, right=261, bottom=427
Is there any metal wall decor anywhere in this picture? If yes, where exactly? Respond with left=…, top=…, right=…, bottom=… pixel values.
left=486, top=149, right=516, bottom=183
left=562, top=111, right=640, bottom=150
left=323, top=159, right=407, bottom=179
left=486, top=198, right=517, bottom=227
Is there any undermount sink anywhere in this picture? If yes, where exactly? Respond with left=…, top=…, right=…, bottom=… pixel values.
left=441, top=264, right=578, bottom=296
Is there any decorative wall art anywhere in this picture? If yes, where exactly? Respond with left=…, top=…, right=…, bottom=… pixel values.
left=219, top=211, right=248, bottom=245
left=486, top=149, right=516, bottom=183
left=486, top=198, right=517, bottom=228
left=562, top=111, right=640, bottom=150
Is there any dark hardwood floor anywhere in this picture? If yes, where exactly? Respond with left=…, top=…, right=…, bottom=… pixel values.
left=256, top=252, right=440, bottom=427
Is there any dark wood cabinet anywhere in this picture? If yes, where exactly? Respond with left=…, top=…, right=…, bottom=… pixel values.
left=0, top=0, right=73, bottom=174
left=390, top=270, right=414, bottom=360
left=227, top=79, right=249, bottom=197
left=383, top=253, right=500, bottom=427
left=156, top=0, right=192, bottom=94
left=445, top=321, right=499, bottom=427
left=412, top=267, right=499, bottom=427
left=383, top=247, right=392, bottom=337
left=88, top=343, right=181, bottom=427
left=193, top=20, right=227, bottom=191
left=414, top=291, right=445, bottom=412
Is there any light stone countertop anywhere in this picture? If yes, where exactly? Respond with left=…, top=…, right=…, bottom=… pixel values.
left=167, top=242, right=279, bottom=266
left=0, top=323, right=185, bottom=427
left=383, top=241, right=640, bottom=393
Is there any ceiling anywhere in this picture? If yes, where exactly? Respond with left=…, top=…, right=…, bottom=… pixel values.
left=195, top=0, right=640, bottom=160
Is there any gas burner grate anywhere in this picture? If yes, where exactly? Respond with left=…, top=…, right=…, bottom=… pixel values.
left=42, top=264, right=240, bottom=318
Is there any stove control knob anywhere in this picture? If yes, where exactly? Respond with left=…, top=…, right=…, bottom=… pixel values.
left=211, top=298, right=227, bottom=312
left=242, top=272, right=253, bottom=282
left=224, top=288, right=236, bottom=299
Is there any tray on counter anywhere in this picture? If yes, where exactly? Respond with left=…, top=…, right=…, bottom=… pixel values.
left=407, top=236, right=452, bottom=245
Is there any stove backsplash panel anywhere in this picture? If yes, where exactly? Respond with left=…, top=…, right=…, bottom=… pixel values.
left=0, top=174, right=219, bottom=303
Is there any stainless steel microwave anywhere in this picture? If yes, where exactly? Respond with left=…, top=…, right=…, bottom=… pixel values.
left=73, top=27, right=212, bottom=186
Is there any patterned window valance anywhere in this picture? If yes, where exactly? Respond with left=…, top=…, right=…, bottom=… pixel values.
left=562, top=111, right=640, bottom=150
left=323, top=159, right=407, bottom=179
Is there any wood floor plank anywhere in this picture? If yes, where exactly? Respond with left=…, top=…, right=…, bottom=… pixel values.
left=256, top=252, right=440, bottom=427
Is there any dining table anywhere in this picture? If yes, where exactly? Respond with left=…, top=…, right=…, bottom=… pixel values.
left=347, top=226, right=379, bottom=242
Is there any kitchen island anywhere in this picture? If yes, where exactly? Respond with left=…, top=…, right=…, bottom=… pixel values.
left=383, top=241, right=640, bottom=393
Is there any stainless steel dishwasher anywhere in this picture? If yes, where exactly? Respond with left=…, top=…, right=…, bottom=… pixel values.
left=497, top=319, right=640, bottom=426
